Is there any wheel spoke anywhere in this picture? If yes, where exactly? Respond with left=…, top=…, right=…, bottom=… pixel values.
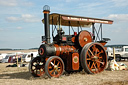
left=54, top=60, right=55, bottom=65
left=88, top=61, right=91, bottom=67
left=57, top=61, right=60, bottom=66
left=32, top=67, right=36, bottom=71
left=92, top=45, right=99, bottom=56
left=99, top=56, right=103, bottom=59
left=92, top=45, right=96, bottom=52
left=91, top=62, right=94, bottom=69
left=93, top=62, right=98, bottom=73
left=95, top=49, right=98, bottom=55
left=50, top=69, right=54, bottom=74
left=50, top=62, right=54, bottom=66
left=88, top=49, right=94, bottom=56
left=93, top=45, right=96, bottom=49
left=49, top=66, right=52, bottom=69
left=87, top=58, right=91, bottom=60
left=96, top=47, right=100, bottom=52
left=95, top=61, right=100, bottom=71
left=53, top=71, right=56, bottom=75
left=56, top=69, right=60, bottom=73
left=93, top=62, right=96, bottom=69
left=58, top=66, right=61, bottom=69
left=87, top=61, right=91, bottom=67
left=87, top=53, right=91, bottom=58
left=97, top=51, right=103, bottom=56
left=96, top=60, right=105, bottom=65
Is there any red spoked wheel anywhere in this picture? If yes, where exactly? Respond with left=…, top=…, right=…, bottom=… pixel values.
left=80, top=42, right=107, bottom=74
left=29, top=57, right=45, bottom=77
left=45, top=56, right=64, bottom=78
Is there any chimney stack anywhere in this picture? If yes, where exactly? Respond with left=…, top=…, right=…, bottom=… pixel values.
left=43, top=5, right=50, bottom=44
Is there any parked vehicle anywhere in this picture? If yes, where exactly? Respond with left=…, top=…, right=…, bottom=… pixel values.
left=22, top=52, right=38, bottom=62
left=1, top=54, right=16, bottom=63
left=0, top=53, right=7, bottom=63
left=108, top=46, right=128, bottom=61
left=1, top=52, right=23, bottom=63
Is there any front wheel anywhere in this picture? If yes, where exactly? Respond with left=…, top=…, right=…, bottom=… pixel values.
left=116, top=57, right=121, bottom=61
left=45, top=56, right=65, bottom=78
left=29, top=57, right=45, bottom=77
left=115, top=54, right=121, bottom=62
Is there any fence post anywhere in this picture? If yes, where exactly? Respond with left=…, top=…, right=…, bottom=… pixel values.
left=113, top=47, right=115, bottom=60
left=21, top=54, right=22, bottom=66
left=16, top=53, right=18, bottom=67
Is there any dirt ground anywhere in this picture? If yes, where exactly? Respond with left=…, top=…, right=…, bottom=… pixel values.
left=0, top=61, right=128, bottom=85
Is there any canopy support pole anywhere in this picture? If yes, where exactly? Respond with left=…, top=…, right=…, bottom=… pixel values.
left=68, top=21, right=70, bottom=35
left=92, top=23, right=95, bottom=41
left=100, top=23, right=103, bottom=41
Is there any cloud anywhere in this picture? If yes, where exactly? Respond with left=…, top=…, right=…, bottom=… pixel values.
left=0, top=0, right=34, bottom=7
left=6, top=16, right=20, bottom=22
left=0, top=0, right=17, bottom=7
left=21, top=14, right=40, bottom=22
left=16, top=27, right=22, bottom=30
left=75, top=2, right=109, bottom=17
left=103, top=13, right=128, bottom=45
left=0, top=28, right=4, bottom=31
left=20, top=2, right=34, bottom=7
left=107, top=14, right=128, bottom=22
left=110, top=0, right=128, bottom=7
left=78, top=2, right=103, bottom=8
left=21, top=14, right=33, bottom=18
left=65, top=0, right=78, bottom=3
left=6, top=14, right=40, bottom=23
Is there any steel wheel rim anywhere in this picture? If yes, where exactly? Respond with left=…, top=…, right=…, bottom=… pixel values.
left=31, top=57, right=45, bottom=77
left=48, top=58, right=64, bottom=77
left=85, top=43, right=107, bottom=73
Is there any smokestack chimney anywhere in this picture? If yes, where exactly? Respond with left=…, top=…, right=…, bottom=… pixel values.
left=43, top=5, right=50, bottom=44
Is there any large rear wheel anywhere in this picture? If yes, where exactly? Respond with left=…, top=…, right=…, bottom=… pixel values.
left=45, top=56, right=64, bottom=78
left=80, top=42, right=107, bottom=74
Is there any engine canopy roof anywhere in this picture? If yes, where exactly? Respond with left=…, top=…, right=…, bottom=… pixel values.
left=42, top=13, right=113, bottom=28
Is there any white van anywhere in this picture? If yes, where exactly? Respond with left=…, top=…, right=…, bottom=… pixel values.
left=1, top=54, right=16, bottom=63
left=22, top=52, right=38, bottom=62
left=0, top=53, right=7, bottom=63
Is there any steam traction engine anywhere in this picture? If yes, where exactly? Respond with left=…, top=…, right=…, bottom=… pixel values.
left=29, top=5, right=113, bottom=78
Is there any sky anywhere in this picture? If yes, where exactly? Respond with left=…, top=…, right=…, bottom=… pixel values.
left=0, top=0, right=128, bottom=49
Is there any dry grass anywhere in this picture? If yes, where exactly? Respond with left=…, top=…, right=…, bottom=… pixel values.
left=0, top=61, right=128, bottom=85
left=0, top=49, right=37, bottom=54
left=0, top=49, right=128, bottom=85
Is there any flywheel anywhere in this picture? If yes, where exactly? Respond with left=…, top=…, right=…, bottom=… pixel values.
left=78, top=30, right=92, bottom=47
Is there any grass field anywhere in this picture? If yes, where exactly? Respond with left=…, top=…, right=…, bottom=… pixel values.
left=0, top=49, right=37, bottom=54
left=0, top=61, right=128, bottom=85
left=0, top=50, right=128, bottom=85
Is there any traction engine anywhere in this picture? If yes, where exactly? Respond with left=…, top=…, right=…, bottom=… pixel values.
left=29, top=5, right=113, bottom=78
